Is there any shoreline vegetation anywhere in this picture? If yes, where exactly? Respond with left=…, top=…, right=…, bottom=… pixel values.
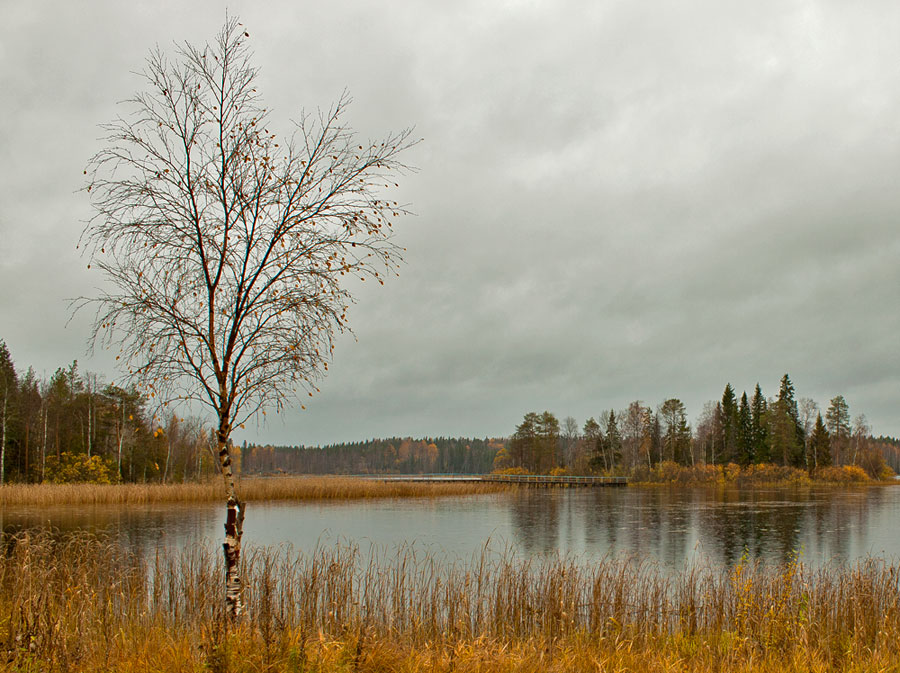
left=3, top=532, right=900, bottom=672
left=0, top=464, right=895, bottom=507
left=0, top=476, right=513, bottom=507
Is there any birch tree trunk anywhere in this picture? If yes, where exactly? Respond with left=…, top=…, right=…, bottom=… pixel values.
left=217, top=425, right=245, bottom=621
left=1, top=387, right=7, bottom=485
left=40, top=403, right=47, bottom=482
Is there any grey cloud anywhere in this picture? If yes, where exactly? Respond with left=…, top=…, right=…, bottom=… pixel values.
left=2, top=0, right=898, bottom=446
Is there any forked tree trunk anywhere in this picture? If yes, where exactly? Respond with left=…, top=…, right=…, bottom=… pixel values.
left=217, top=428, right=245, bottom=621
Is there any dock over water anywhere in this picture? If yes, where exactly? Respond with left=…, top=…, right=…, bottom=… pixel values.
left=379, top=474, right=627, bottom=487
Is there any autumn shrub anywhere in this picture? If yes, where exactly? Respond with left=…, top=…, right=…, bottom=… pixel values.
left=816, top=465, right=871, bottom=483
left=722, top=462, right=742, bottom=482
left=856, top=448, right=895, bottom=480
left=492, top=466, right=531, bottom=475
left=733, top=464, right=811, bottom=487
left=636, top=462, right=722, bottom=485
left=42, top=452, right=119, bottom=484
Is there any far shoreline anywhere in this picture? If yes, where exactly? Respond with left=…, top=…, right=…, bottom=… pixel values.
left=0, top=465, right=896, bottom=507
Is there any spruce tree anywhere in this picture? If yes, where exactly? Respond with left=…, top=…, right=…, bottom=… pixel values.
left=720, top=383, right=738, bottom=463
left=750, top=383, right=769, bottom=462
left=773, top=374, right=804, bottom=466
left=737, top=391, right=753, bottom=464
left=583, top=417, right=605, bottom=471
left=604, top=411, right=622, bottom=468
left=810, top=413, right=831, bottom=471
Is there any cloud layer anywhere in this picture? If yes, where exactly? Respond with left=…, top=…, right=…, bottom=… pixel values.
left=2, top=0, right=898, bottom=444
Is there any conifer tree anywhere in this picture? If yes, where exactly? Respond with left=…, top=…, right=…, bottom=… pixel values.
left=659, top=398, right=691, bottom=464
left=720, top=383, right=738, bottom=463
left=825, top=395, right=851, bottom=465
left=809, top=413, right=831, bottom=471
left=750, top=383, right=769, bottom=463
left=583, top=417, right=605, bottom=471
left=603, top=410, right=622, bottom=468
left=771, top=374, right=804, bottom=466
left=737, top=391, right=753, bottom=464
left=0, top=341, right=17, bottom=485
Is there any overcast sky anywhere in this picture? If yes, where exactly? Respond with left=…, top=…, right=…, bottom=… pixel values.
left=2, top=1, right=899, bottom=445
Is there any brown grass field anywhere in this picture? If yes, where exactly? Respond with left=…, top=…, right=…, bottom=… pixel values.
left=2, top=532, right=900, bottom=672
left=0, top=476, right=510, bottom=507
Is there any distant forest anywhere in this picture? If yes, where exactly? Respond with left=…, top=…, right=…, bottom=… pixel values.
left=245, top=374, right=899, bottom=479
left=2, top=340, right=898, bottom=483
left=0, top=341, right=220, bottom=484
left=243, top=437, right=505, bottom=475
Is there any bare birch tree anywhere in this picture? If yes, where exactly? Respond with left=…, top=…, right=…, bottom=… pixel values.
left=80, top=19, right=415, bottom=619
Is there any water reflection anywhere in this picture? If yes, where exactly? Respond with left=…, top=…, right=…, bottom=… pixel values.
left=504, top=486, right=900, bottom=566
left=4, top=486, right=900, bottom=567
left=0, top=502, right=222, bottom=558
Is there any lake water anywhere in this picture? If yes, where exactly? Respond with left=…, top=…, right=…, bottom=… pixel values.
left=4, top=485, right=900, bottom=567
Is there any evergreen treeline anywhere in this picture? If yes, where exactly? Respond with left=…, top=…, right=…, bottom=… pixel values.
left=242, top=437, right=505, bottom=475
left=504, top=374, right=894, bottom=479
left=2, top=339, right=895, bottom=483
left=0, top=341, right=219, bottom=483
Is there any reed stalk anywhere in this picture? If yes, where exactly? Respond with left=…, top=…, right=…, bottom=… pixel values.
left=2, top=532, right=899, bottom=671
left=0, top=476, right=509, bottom=506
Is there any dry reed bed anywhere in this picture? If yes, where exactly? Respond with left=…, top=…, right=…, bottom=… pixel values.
left=2, top=533, right=900, bottom=672
left=0, top=476, right=508, bottom=506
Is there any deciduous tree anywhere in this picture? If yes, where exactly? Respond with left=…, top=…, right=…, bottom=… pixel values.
left=80, top=19, right=414, bottom=619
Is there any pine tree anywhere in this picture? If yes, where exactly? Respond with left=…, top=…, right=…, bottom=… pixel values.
left=825, top=395, right=851, bottom=465
left=510, top=412, right=539, bottom=471
left=660, top=398, right=691, bottom=464
left=536, top=411, right=560, bottom=473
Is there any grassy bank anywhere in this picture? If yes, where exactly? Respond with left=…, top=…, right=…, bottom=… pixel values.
left=0, top=476, right=511, bottom=507
left=625, top=461, right=896, bottom=486
left=2, top=533, right=900, bottom=671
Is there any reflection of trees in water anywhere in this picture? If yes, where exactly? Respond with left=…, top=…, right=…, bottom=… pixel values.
left=694, top=489, right=808, bottom=565
left=2, top=486, right=894, bottom=567
left=1, top=504, right=218, bottom=560
left=583, top=489, right=623, bottom=550
left=808, top=488, right=875, bottom=561
left=509, top=488, right=561, bottom=555
left=692, top=487, right=886, bottom=565
left=510, top=486, right=890, bottom=567
left=584, top=488, right=693, bottom=564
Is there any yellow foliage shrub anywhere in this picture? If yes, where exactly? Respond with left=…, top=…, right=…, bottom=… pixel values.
left=492, top=466, right=531, bottom=475
left=816, top=465, right=870, bottom=483
left=43, top=452, right=118, bottom=484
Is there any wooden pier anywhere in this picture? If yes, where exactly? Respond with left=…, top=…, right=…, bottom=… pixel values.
left=378, top=474, right=627, bottom=487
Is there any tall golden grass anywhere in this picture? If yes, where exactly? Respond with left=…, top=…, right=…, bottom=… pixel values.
left=628, top=461, right=897, bottom=486
left=0, top=476, right=509, bottom=507
left=2, top=532, right=900, bottom=671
